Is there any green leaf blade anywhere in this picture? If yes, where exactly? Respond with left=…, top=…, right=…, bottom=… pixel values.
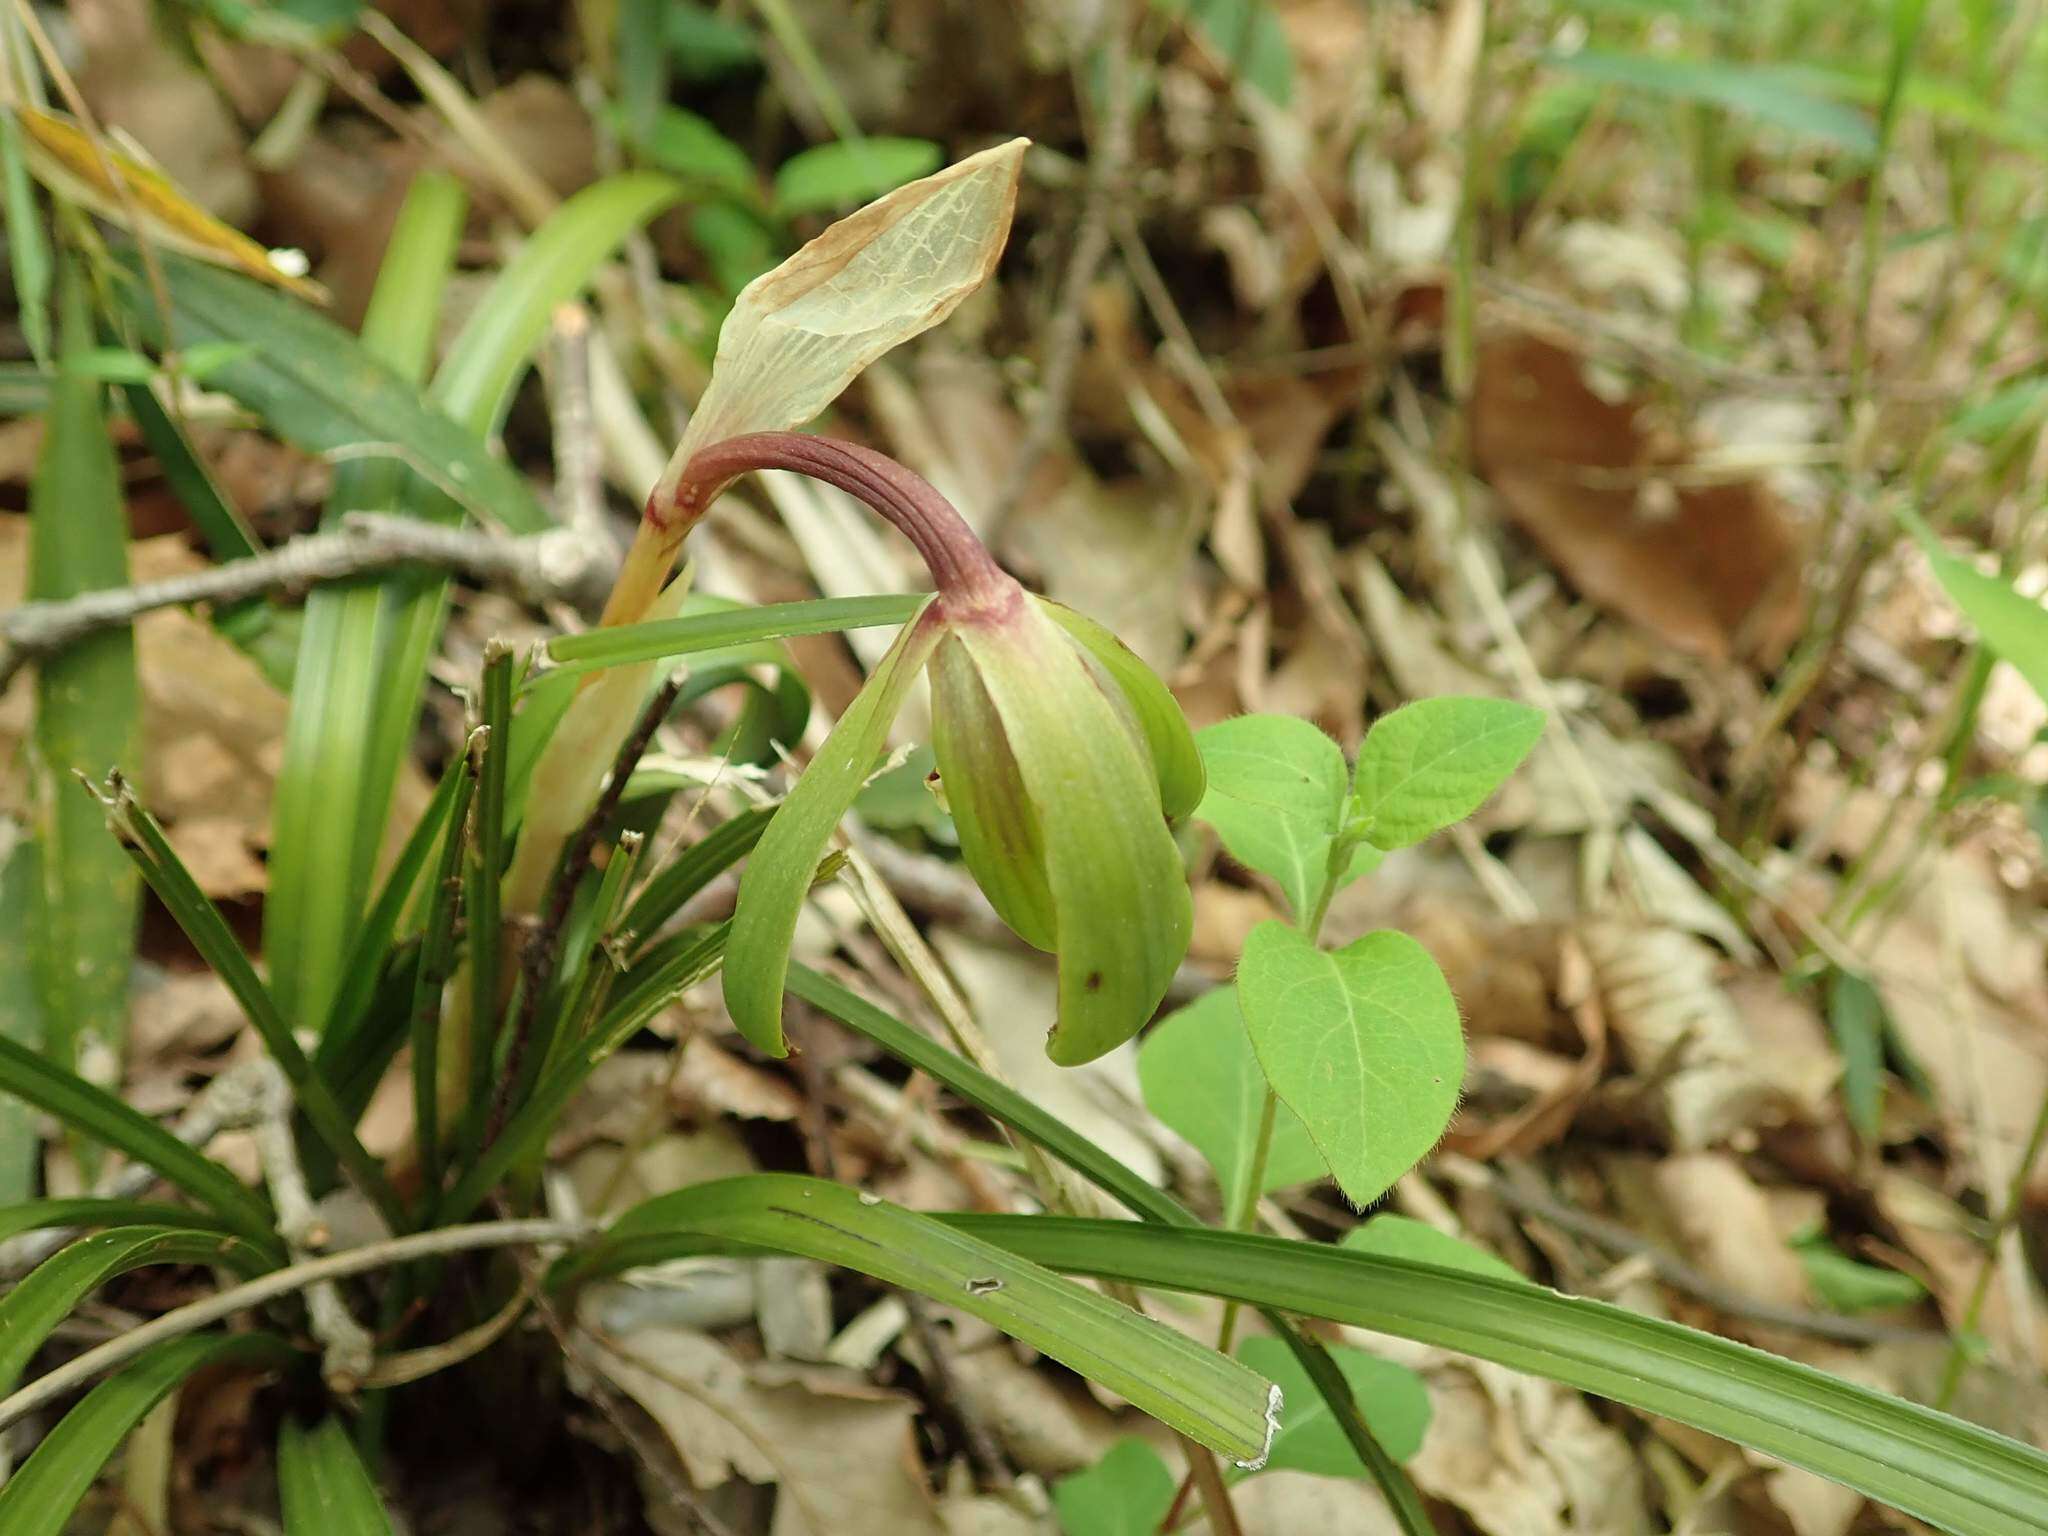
left=1193, top=715, right=1348, bottom=922
left=726, top=605, right=940, bottom=1055
left=1351, top=697, right=1544, bottom=851
left=1236, top=1335, right=1430, bottom=1472
left=773, top=137, right=943, bottom=215
left=559, top=1174, right=1282, bottom=1467
left=1054, top=1438, right=1176, bottom=1536
left=1237, top=923, right=1463, bottom=1207
left=1138, top=989, right=1325, bottom=1216
left=278, top=1414, right=399, bottom=1536
left=951, top=1218, right=2048, bottom=1536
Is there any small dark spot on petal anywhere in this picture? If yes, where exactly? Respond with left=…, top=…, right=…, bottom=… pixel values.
left=1085, top=971, right=1104, bottom=992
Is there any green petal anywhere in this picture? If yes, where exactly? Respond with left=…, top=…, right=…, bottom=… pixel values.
left=1038, top=600, right=1205, bottom=823
left=725, top=602, right=943, bottom=1055
left=929, top=635, right=1057, bottom=950
left=957, top=608, right=1192, bottom=1066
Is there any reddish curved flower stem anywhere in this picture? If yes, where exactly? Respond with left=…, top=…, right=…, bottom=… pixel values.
left=660, top=431, right=1018, bottom=617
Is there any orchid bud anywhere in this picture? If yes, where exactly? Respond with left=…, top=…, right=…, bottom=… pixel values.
left=704, top=436, right=1199, bottom=1067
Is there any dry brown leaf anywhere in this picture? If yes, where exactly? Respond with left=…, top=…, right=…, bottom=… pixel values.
left=1471, top=331, right=1804, bottom=661
left=581, top=1322, right=944, bottom=1536
left=1579, top=922, right=1784, bottom=1150
left=1647, top=1153, right=1813, bottom=1314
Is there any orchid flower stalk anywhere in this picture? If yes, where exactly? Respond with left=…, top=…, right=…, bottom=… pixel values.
left=503, top=138, right=1200, bottom=1069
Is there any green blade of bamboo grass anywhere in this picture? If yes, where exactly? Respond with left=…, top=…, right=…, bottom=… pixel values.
left=0, top=835, right=46, bottom=1200
left=947, top=1218, right=2048, bottom=1536
left=88, top=780, right=405, bottom=1232
left=328, top=175, right=687, bottom=1036
left=101, top=247, right=542, bottom=528
left=438, top=922, right=728, bottom=1224
left=459, top=650, right=515, bottom=1160
left=30, top=265, right=141, bottom=1095
left=0, top=1226, right=273, bottom=1392
left=781, top=965, right=1452, bottom=1536
left=0, top=1198, right=237, bottom=1244
left=0, top=1333, right=293, bottom=1536
left=265, top=171, right=468, bottom=1036
left=620, top=806, right=773, bottom=951
left=411, top=742, right=477, bottom=1198
left=1, top=109, right=51, bottom=366
left=0, top=361, right=51, bottom=414
left=542, top=594, right=927, bottom=676
left=315, top=753, right=466, bottom=1076
left=277, top=1414, right=399, bottom=1536
left=0, top=1033, right=274, bottom=1244
left=556, top=1174, right=1279, bottom=1466
left=433, top=173, right=682, bottom=441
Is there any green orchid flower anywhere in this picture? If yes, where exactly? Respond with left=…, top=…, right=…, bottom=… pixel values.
left=674, top=432, right=1202, bottom=1067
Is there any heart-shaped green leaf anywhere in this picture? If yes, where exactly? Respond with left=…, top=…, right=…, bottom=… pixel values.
left=1138, top=989, right=1326, bottom=1216
left=1351, top=698, right=1545, bottom=850
left=1236, top=922, right=1463, bottom=1207
left=1053, top=1438, right=1176, bottom=1536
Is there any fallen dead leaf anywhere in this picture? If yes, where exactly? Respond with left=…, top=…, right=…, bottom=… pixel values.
left=1471, top=330, right=1804, bottom=661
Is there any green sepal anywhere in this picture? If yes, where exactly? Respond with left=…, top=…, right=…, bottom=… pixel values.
left=955, top=606, right=1191, bottom=1065
left=1039, top=599, right=1205, bottom=823
left=725, top=603, right=943, bottom=1054
left=929, top=634, right=1058, bottom=949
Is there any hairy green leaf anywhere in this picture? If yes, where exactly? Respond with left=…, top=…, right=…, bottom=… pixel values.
left=1237, top=923, right=1463, bottom=1207
left=1194, top=715, right=1347, bottom=920
left=1138, top=988, right=1325, bottom=1215
left=1351, top=698, right=1545, bottom=850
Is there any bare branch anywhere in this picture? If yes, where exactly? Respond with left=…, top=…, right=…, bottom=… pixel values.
left=0, top=513, right=614, bottom=692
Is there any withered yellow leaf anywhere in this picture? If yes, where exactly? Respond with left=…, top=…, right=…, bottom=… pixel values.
left=16, top=108, right=327, bottom=305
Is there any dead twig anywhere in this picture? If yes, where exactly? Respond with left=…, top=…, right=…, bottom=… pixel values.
left=1444, top=1159, right=1941, bottom=1346
left=0, top=513, right=613, bottom=692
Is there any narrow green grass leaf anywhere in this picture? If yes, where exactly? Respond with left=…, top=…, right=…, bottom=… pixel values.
left=265, top=170, right=468, bottom=1035
left=0, top=1333, right=292, bottom=1536
left=1194, top=715, right=1347, bottom=921
left=277, top=1414, right=399, bottom=1536
left=0, top=836, right=46, bottom=1200
left=542, top=593, right=928, bottom=676
left=1054, top=1438, right=1175, bottom=1536
left=0, top=109, right=51, bottom=365
left=104, top=248, right=544, bottom=527
left=1237, top=923, right=1463, bottom=1207
left=1351, top=697, right=1545, bottom=850
left=558, top=1174, right=1282, bottom=1466
left=952, top=1218, right=2048, bottom=1536
left=0, top=1033, right=274, bottom=1243
left=787, top=964, right=1432, bottom=1533
left=1898, top=511, right=2048, bottom=707
left=408, top=748, right=475, bottom=1199
left=0, top=1226, right=272, bottom=1392
left=91, top=781, right=404, bottom=1231
left=620, top=807, right=772, bottom=953
left=439, top=923, right=728, bottom=1223
left=28, top=265, right=140, bottom=1083
left=1549, top=50, right=1878, bottom=152
left=0, top=1198, right=236, bottom=1244
left=1828, top=970, right=1888, bottom=1143
left=459, top=650, right=515, bottom=1156
left=1138, top=989, right=1325, bottom=1215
